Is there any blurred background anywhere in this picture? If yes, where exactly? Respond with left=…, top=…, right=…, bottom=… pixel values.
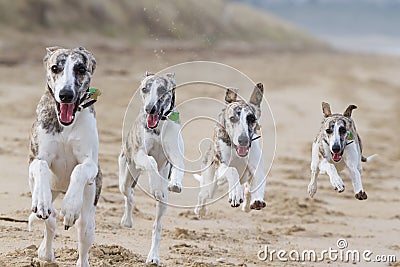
left=0, top=1, right=399, bottom=266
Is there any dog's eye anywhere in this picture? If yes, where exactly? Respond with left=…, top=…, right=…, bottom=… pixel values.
left=51, top=65, right=60, bottom=74
left=75, top=65, right=86, bottom=75
left=326, top=129, right=333, bottom=134
left=339, top=127, right=347, bottom=134
left=77, top=67, right=86, bottom=74
left=142, top=87, right=149, bottom=93
left=230, top=116, right=238, bottom=122
left=247, top=114, right=256, bottom=124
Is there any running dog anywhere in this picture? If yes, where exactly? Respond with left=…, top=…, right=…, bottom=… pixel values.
left=194, top=83, right=267, bottom=218
left=308, top=102, right=376, bottom=200
left=119, top=72, right=184, bottom=265
left=28, top=47, right=102, bottom=267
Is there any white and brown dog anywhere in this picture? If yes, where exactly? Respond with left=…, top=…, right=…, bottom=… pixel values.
left=308, top=102, right=376, bottom=200
left=28, top=47, right=102, bottom=267
left=119, top=72, right=184, bottom=265
left=194, top=83, right=267, bottom=218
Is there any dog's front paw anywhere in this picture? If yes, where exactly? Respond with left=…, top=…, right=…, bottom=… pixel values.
left=168, top=181, right=182, bottom=193
left=330, top=176, right=345, bottom=193
left=228, top=185, right=243, bottom=207
left=355, top=190, right=367, bottom=200
left=61, top=197, right=82, bottom=230
left=308, top=182, right=317, bottom=198
left=146, top=250, right=160, bottom=266
left=31, top=189, right=52, bottom=220
left=250, top=199, right=266, bottom=210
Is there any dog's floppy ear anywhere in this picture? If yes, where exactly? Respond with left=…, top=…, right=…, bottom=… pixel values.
left=165, top=73, right=175, bottom=79
left=249, top=83, right=263, bottom=107
left=75, top=46, right=96, bottom=74
left=322, top=102, right=332, bottom=117
left=343, top=104, right=357, bottom=117
left=43, top=46, right=63, bottom=63
left=225, top=87, right=238, bottom=103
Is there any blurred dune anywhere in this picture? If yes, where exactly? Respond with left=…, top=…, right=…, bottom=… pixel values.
left=0, top=0, right=321, bottom=47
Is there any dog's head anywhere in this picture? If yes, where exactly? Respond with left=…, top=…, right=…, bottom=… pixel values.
left=140, top=72, right=176, bottom=129
left=220, top=83, right=263, bottom=157
left=321, top=102, right=357, bottom=162
left=44, top=46, right=96, bottom=126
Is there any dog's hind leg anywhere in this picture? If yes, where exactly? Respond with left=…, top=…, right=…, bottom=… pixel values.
left=76, top=181, right=96, bottom=267
left=308, top=142, right=320, bottom=198
left=37, top=191, right=59, bottom=262
left=146, top=164, right=169, bottom=265
left=242, top=180, right=252, bottom=212
left=119, top=152, right=139, bottom=228
left=194, top=164, right=217, bottom=218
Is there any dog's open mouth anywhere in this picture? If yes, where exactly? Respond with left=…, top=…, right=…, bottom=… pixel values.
left=331, top=152, right=343, bottom=162
left=146, top=114, right=160, bottom=129
left=234, top=145, right=249, bottom=157
left=56, top=101, right=79, bottom=126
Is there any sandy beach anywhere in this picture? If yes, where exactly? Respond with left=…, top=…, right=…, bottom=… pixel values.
left=0, top=40, right=399, bottom=266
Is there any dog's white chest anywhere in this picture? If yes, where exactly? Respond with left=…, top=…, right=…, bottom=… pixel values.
left=50, top=141, right=77, bottom=191
left=42, top=129, right=77, bottom=191
left=37, top=112, right=98, bottom=192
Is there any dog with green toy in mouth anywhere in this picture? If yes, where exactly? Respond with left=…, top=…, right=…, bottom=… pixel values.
left=118, top=72, right=184, bottom=265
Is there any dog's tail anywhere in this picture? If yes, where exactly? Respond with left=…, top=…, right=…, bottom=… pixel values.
left=361, top=154, right=378, bottom=163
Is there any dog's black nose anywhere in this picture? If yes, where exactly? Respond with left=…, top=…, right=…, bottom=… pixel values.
left=59, top=89, right=74, bottom=103
left=145, top=104, right=157, bottom=114
left=238, top=134, right=249, bottom=146
left=332, top=143, right=341, bottom=153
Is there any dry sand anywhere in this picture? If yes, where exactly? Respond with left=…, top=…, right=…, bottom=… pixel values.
left=0, top=43, right=399, bottom=266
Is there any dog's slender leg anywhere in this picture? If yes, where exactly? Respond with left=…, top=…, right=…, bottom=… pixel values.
left=163, top=126, right=184, bottom=193
left=37, top=191, right=59, bottom=262
left=319, top=159, right=345, bottom=192
left=38, top=213, right=57, bottom=262
left=62, top=159, right=98, bottom=229
left=194, top=164, right=217, bottom=217
left=344, top=147, right=367, bottom=200
left=247, top=141, right=267, bottom=210
left=29, top=159, right=53, bottom=220
left=308, top=142, right=320, bottom=198
left=76, top=181, right=96, bottom=267
left=146, top=164, right=169, bottom=265
left=134, top=150, right=158, bottom=172
left=242, top=181, right=252, bottom=212
left=348, top=166, right=367, bottom=200
left=217, top=164, right=243, bottom=207
left=119, top=152, right=139, bottom=228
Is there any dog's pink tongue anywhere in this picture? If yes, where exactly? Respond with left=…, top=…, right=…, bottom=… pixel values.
left=236, top=146, right=249, bottom=156
left=332, top=153, right=341, bottom=161
left=60, top=103, right=75, bottom=123
left=147, top=114, right=159, bottom=128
